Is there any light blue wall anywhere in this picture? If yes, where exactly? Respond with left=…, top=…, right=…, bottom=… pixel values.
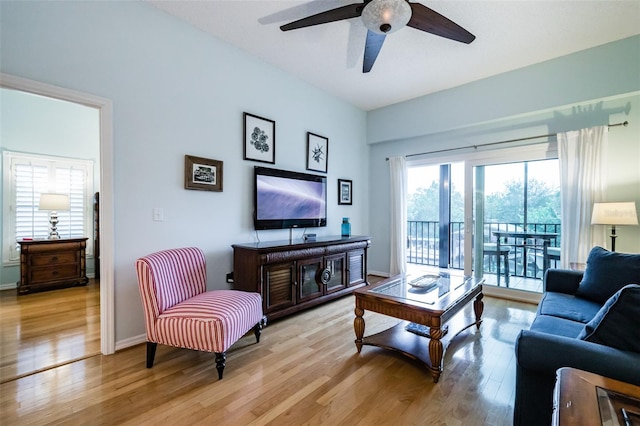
left=0, top=1, right=368, bottom=343
left=368, top=36, right=640, bottom=145
left=0, top=88, right=101, bottom=284
left=367, top=36, right=640, bottom=274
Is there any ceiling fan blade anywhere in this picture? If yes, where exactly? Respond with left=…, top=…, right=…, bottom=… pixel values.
left=363, top=30, right=386, bottom=73
left=407, top=3, right=475, bottom=44
left=280, top=3, right=364, bottom=31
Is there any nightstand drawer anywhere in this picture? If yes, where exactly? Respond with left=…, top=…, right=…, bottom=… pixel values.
left=31, top=251, right=77, bottom=266
left=30, top=265, right=79, bottom=283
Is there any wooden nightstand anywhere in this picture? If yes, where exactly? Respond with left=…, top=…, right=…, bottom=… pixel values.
left=17, top=238, right=89, bottom=295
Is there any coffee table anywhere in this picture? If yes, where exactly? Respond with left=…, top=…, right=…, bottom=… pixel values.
left=353, top=272, right=484, bottom=383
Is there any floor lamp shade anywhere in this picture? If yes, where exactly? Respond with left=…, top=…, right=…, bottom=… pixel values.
left=591, top=202, right=639, bottom=251
left=39, top=193, right=70, bottom=239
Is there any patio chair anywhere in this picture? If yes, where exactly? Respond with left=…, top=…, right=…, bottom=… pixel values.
left=484, top=243, right=511, bottom=286
left=136, top=247, right=265, bottom=379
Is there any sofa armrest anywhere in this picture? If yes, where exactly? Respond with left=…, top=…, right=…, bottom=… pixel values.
left=514, top=330, right=640, bottom=426
left=515, top=330, right=640, bottom=384
left=543, top=269, right=584, bottom=294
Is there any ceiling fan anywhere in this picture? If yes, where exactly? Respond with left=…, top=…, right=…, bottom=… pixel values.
left=280, top=0, right=475, bottom=73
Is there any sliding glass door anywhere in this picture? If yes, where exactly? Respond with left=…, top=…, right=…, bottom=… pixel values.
left=407, top=146, right=560, bottom=294
left=472, top=159, right=560, bottom=292
left=407, top=162, right=464, bottom=270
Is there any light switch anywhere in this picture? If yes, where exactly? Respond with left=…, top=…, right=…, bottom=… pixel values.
left=153, top=208, right=164, bottom=222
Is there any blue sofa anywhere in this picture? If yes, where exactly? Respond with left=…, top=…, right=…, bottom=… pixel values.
left=513, top=247, right=640, bottom=426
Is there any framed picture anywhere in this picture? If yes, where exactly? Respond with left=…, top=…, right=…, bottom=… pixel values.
left=306, top=132, right=328, bottom=173
left=184, top=155, right=223, bottom=192
left=338, top=179, right=352, bottom=205
left=244, top=112, right=275, bottom=164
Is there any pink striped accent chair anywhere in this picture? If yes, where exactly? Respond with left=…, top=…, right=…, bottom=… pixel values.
left=136, top=247, right=265, bottom=379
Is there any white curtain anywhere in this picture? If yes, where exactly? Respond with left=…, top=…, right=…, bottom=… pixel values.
left=389, top=156, right=407, bottom=275
left=558, top=125, right=608, bottom=267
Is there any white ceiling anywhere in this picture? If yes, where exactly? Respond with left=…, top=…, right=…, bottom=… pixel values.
left=148, top=0, right=640, bottom=111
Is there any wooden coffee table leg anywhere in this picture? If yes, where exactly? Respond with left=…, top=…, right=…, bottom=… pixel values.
left=354, top=307, right=365, bottom=353
left=473, top=293, right=484, bottom=330
left=428, top=327, right=445, bottom=383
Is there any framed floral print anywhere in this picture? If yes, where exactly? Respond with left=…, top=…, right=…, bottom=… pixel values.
left=244, top=112, right=275, bottom=164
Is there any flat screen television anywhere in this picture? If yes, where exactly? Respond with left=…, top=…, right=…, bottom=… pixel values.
left=254, top=166, right=327, bottom=230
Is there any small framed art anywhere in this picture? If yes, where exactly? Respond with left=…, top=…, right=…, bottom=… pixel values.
left=244, top=112, right=276, bottom=164
left=184, top=155, right=223, bottom=192
left=306, top=132, right=328, bottom=173
left=338, top=179, right=352, bottom=205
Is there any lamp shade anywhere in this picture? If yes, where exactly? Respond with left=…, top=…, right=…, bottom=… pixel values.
left=361, top=0, right=412, bottom=34
left=38, top=193, right=70, bottom=211
left=591, top=202, right=638, bottom=225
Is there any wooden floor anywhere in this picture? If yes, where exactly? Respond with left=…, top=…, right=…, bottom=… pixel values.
left=0, top=277, right=536, bottom=425
left=0, top=280, right=100, bottom=384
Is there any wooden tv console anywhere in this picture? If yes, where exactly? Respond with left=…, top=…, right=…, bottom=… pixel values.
left=232, top=235, right=370, bottom=321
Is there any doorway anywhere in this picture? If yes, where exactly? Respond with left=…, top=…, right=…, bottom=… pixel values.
left=0, top=73, right=115, bottom=371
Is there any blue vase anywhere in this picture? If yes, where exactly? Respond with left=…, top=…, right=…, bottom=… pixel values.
left=341, top=218, right=351, bottom=237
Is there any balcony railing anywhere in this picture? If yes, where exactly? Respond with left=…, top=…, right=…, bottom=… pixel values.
left=407, top=221, right=561, bottom=280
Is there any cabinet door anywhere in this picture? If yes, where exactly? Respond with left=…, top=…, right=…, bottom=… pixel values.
left=297, top=258, right=323, bottom=302
left=264, top=262, right=295, bottom=313
left=348, top=249, right=366, bottom=286
left=324, top=253, right=347, bottom=294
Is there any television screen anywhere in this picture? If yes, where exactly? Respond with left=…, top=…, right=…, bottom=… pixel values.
left=254, top=167, right=327, bottom=230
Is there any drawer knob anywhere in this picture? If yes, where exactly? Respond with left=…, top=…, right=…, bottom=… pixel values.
left=51, top=256, right=59, bottom=262
left=319, top=268, right=332, bottom=285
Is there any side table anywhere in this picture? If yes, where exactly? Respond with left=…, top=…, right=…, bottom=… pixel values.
left=553, top=367, right=640, bottom=425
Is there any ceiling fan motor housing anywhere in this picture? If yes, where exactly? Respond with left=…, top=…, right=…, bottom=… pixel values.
left=361, top=0, right=412, bottom=34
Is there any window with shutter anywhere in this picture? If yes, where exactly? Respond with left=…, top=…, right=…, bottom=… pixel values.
left=3, top=151, right=94, bottom=263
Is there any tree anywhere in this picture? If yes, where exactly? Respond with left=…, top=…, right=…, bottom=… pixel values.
left=407, top=181, right=465, bottom=222
left=409, top=178, right=559, bottom=225
left=484, top=178, right=560, bottom=224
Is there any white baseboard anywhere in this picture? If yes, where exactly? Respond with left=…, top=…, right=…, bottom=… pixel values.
left=115, top=334, right=146, bottom=352
left=368, top=270, right=390, bottom=278
left=0, top=282, right=16, bottom=291
left=483, top=285, right=541, bottom=305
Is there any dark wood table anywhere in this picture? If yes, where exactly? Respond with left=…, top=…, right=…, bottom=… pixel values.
left=353, top=272, right=484, bottom=383
left=553, top=367, right=640, bottom=426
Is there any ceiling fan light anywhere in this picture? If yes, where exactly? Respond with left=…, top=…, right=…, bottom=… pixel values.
left=361, top=0, right=411, bottom=35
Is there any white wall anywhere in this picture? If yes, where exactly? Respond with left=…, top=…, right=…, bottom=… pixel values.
left=366, top=36, right=640, bottom=274
left=0, top=88, right=101, bottom=284
left=0, top=1, right=368, bottom=344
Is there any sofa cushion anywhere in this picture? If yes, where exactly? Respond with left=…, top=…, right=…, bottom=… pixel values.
left=529, top=314, right=585, bottom=339
left=537, top=292, right=601, bottom=323
left=575, top=246, right=640, bottom=304
left=577, top=284, right=640, bottom=353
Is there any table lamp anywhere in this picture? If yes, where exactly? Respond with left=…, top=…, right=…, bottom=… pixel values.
left=38, top=193, right=70, bottom=239
left=591, top=202, right=638, bottom=251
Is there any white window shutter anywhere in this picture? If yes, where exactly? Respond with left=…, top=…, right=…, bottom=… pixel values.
left=3, top=152, right=94, bottom=262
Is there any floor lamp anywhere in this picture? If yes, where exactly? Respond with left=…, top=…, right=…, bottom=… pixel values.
left=39, top=193, right=70, bottom=239
left=591, top=202, right=639, bottom=251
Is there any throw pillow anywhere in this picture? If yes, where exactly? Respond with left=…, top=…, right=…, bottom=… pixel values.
left=575, top=246, right=640, bottom=304
left=578, top=284, right=640, bottom=352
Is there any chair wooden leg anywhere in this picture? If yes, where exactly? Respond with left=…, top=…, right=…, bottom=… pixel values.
left=146, top=342, right=157, bottom=368
left=254, top=315, right=267, bottom=343
left=215, top=352, right=226, bottom=380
